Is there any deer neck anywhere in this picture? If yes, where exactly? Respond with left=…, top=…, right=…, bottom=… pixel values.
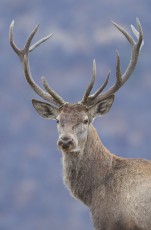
left=62, top=123, right=114, bottom=207
left=85, top=123, right=113, bottom=157
left=83, top=124, right=114, bottom=183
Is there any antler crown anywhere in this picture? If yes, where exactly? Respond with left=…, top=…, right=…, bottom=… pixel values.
left=9, top=19, right=143, bottom=108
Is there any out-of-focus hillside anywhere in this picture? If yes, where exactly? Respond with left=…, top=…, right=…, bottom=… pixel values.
left=1, top=0, right=151, bottom=229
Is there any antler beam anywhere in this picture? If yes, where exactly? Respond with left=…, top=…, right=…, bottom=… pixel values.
left=9, top=21, right=65, bottom=107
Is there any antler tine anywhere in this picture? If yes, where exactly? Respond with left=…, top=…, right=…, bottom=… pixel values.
left=112, top=21, right=135, bottom=46
left=29, top=33, right=54, bottom=52
left=10, top=21, right=21, bottom=56
left=42, top=76, right=66, bottom=105
left=9, top=21, right=65, bottom=107
left=81, top=59, right=96, bottom=103
left=88, top=71, right=110, bottom=101
left=83, top=18, right=143, bottom=106
left=24, top=24, right=40, bottom=53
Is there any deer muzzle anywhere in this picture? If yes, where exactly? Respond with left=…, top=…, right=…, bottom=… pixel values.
left=57, top=134, right=78, bottom=153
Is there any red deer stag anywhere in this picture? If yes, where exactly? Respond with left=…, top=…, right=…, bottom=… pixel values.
left=10, top=19, right=151, bottom=230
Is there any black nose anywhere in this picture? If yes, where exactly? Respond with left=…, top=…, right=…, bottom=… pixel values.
left=58, top=136, right=73, bottom=149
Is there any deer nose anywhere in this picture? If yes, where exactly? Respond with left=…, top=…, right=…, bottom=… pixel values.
left=58, top=135, right=73, bottom=150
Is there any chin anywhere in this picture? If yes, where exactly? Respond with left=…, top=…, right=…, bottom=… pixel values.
left=60, top=147, right=80, bottom=154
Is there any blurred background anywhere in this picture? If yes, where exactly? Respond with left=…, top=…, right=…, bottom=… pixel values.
left=1, top=0, right=151, bottom=229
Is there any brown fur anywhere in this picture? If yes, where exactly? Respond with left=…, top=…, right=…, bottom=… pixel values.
left=32, top=101, right=151, bottom=230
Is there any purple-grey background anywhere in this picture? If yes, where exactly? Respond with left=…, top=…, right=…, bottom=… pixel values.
left=1, top=0, right=151, bottom=229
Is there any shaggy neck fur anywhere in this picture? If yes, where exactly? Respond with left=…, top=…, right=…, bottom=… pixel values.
left=62, top=123, right=114, bottom=207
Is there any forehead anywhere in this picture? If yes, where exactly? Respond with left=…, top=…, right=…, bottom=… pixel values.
left=58, top=103, right=88, bottom=121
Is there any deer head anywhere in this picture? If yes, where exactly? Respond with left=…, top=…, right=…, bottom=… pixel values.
left=9, top=19, right=143, bottom=154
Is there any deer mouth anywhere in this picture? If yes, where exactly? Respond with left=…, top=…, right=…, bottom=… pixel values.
left=58, top=142, right=80, bottom=154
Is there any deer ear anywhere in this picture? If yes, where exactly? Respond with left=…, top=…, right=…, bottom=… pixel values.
left=89, top=95, right=114, bottom=118
left=32, top=99, right=59, bottom=119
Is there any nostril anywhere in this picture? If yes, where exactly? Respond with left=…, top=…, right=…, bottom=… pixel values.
left=62, top=136, right=71, bottom=142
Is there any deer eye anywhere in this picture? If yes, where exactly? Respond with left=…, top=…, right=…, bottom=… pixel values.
left=83, top=119, right=89, bottom=124
left=56, top=119, right=60, bottom=124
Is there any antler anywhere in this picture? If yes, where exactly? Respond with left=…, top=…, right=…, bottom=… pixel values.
left=81, top=18, right=143, bottom=106
left=9, top=20, right=65, bottom=107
